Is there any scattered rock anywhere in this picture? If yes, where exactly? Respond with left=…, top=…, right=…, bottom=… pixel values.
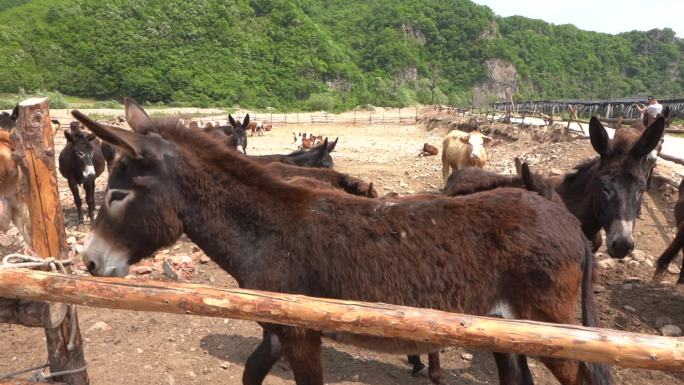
left=220, top=361, right=230, bottom=369
left=645, top=260, right=654, bottom=268
left=162, top=261, right=179, bottom=280
left=461, top=352, right=474, bottom=361
left=130, top=266, right=154, bottom=275
left=549, top=169, right=563, bottom=176
left=660, top=325, right=682, bottom=337
left=623, top=305, right=636, bottom=312
left=655, top=316, right=673, bottom=329
left=136, top=348, right=143, bottom=354
left=0, top=234, right=14, bottom=247
left=87, top=321, right=110, bottom=333
left=593, top=285, right=606, bottom=293
left=598, top=259, right=617, bottom=269
left=199, top=255, right=210, bottom=264
left=628, top=260, right=640, bottom=267
left=630, top=250, right=646, bottom=262
left=351, top=374, right=359, bottom=382
left=399, top=180, right=408, bottom=188
left=66, top=236, right=77, bottom=245
left=621, top=283, right=633, bottom=290
left=667, top=264, right=681, bottom=274
left=624, top=277, right=642, bottom=283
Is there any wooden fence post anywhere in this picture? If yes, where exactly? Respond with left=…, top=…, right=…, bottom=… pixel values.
left=11, top=98, right=89, bottom=385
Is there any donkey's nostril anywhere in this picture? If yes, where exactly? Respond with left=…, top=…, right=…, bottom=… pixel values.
left=86, top=260, right=97, bottom=274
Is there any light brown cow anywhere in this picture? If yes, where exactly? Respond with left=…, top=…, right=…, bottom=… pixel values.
left=441, top=130, right=492, bottom=186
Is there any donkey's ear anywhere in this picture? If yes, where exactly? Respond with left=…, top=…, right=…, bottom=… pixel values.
left=630, top=116, right=665, bottom=160
left=589, top=117, right=610, bottom=156
left=242, top=114, right=250, bottom=128
left=64, top=130, right=74, bottom=143
left=123, top=97, right=151, bottom=132
left=319, top=138, right=329, bottom=154
left=86, top=133, right=97, bottom=141
left=72, top=110, right=145, bottom=158
left=327, top=137, right=338, bottom=152
left=228, top=114, right=238, bottom=128
left=513, top=157, right=523, bottom=175
left=520, top=162, right=555, bottom=201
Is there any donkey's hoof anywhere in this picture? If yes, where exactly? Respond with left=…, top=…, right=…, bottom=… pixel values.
left=411, top=362, right=426, bottom=375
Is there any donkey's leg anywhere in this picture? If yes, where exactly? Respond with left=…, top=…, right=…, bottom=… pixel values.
left=678, top=250, right=684, bottom=285
left=492, top=352, right=534, bottom=385
left=85, top=180, right=96, bottom=222
left=407, top=354, right=425, bottom=374
left=242, top=330, right=283, bottom=385
left=427, top=352, right=443, bottom=385
left=538, top=358, right=584, bottom=385
left=277, top=327, right=323, bottom=385
left=67, top=180, right=83, bottom=224
left=489, top=305, right=534, bottom=385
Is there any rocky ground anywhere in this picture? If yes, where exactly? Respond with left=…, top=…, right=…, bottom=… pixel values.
left=1, top=115, right=683, bottom=385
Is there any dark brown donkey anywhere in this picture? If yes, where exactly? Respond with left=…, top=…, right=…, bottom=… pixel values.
left=251, top=137, right=338, bottom=169
left=653, top=178, right=684, bottom=284
left=410, top=160, right=563, bottom=382
left=73, top=99, right=612, bottom=385
left=444, top=117, right=664, bottom=258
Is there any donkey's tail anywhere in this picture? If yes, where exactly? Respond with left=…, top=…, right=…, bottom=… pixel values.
left=653, top=221, right=684, bottom=282
left=580, top=239, right=614, bottom=385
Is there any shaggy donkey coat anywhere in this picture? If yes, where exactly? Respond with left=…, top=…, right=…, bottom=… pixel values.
left=74, top=99, right=612, bottom=385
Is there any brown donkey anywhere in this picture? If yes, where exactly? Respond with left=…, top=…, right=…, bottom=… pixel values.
left=443, top=117, right=665, bottom=258
left=74, top=99, right=612, bottom=385
left=653, top=178, right=684, bottom=284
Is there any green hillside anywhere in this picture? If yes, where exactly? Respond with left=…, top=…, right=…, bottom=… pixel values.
left=0, top=0, right=682, bottom=110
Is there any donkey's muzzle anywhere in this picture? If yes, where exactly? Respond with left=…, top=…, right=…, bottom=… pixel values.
left=606, top=236, right=634, bottom=259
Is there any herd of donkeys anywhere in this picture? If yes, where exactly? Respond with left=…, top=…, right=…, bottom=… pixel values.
left=0, top=99, right=683, bottom=385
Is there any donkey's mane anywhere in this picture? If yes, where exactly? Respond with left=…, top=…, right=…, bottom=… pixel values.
left=562, top=156, right=600, bottom=184
left=140, top=117, right=319, bottom=201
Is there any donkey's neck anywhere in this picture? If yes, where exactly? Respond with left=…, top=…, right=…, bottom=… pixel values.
left=175, top=160, right=305, bottom=284
left=557, top=161, right=602, bottom=236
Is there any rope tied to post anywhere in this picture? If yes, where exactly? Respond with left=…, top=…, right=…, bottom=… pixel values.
left=0, top=252, right=87, bottom=380
left=1, top=253, right=80, bottom=350
left=2, top=253, right=73, bottom=272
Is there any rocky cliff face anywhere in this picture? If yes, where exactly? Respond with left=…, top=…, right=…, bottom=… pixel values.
left=472, top=59, right=517, bottom=107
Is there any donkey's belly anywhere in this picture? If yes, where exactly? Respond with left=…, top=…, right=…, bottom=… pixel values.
left=323, top=331, right=443, bottom=354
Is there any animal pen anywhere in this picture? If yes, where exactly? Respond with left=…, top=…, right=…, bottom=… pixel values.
left=1, top=99, right=684, bottom=385
left=489, top=97, right=684, bottom=132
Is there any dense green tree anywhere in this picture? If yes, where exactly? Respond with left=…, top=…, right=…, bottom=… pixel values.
left=0, top=0, right=681, bottom=110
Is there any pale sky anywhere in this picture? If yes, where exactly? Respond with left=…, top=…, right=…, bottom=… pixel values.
left=472, top=0, right=684, bottom=37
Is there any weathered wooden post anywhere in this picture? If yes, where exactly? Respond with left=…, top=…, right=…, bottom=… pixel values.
left=10, top=98, right=89, bottom=385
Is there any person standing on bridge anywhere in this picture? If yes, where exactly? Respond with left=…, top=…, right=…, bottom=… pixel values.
left=636, top=96, right=663, bottom=124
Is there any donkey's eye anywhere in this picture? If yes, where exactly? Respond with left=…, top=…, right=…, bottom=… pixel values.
left=109, top=190, right=128, bottom=204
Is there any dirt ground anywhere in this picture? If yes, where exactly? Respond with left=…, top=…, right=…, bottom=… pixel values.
left=1, top=117, right=683, bottom=385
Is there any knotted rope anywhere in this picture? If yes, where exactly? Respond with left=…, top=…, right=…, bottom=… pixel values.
left=0, top=252, right=88, bottom=380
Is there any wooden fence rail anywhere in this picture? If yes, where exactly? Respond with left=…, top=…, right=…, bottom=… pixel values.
left=0, top=269, right=683, bottom=371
